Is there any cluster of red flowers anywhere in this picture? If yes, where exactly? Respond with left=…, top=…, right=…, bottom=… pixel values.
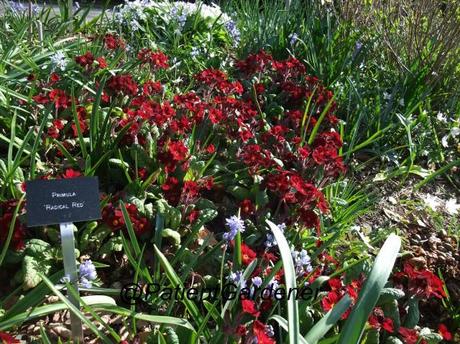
left=320, top=277, right=363, bottom=319
left=397, top=324, right=452, bottom=344
left=368, top=307, right=394, bottom=333
left=393, top=262, right=446, bottom=299
left=107, top=74, right=139, bottom=96
left=27, top=46, right=346, bottom=240
left=75, top=51, right=108, bottom=70
left=103, top=33, right=125, bottom=50
left=102, top=202, right=149, bottom=235
left=137, top=48, right=169, bottom=69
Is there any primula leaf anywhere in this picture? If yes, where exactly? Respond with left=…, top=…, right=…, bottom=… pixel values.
left=162, top=228, right=181, bottom=247
left=377, top=288, right=406, bottom=305
left=99, top=236, right=124, bottom=255
left=22, top=255, right=53, bottom=290
left=404, top=296, right=420, bottom=328
left=385, top=336, right=404, bottom=344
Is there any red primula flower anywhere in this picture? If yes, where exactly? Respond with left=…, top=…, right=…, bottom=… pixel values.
left=96, top=57, right=108, bottom=69
left=183, top=181, right=199, bottom=199
left=49, top=73, right=60, bottom=84
left=33, top=93, right=49, bottom=104
left=369, top=308, right=394, bottom=333
left=143, top=80, right=162, bottom=96
left=187, top=209, right=200, bottom=224
left=104, top=34, right=118, bottom=49
left=240, top=199, right=255, bottom=215
left=107, top=74, right=138, bottom=96
left=62, top=169, right=82, bottom=179
left=137, top=48, right=169, bottom=69
left=438, top=324, right=452, bottom=341
left=298, top=208, right=320, bottom=234
left=235, top=324, right=247, bottom=336
left=382, top=318, right=394, bottom=333
left=321, top=290, right=341, bottom=312
left=168, top=140, right=188, bottom=161
left=102, top=202, right=149, bottom=235
left=49, top=89, right=71, bottom=109
left=252, top=320, right=275, bottom=344
left=402, top=262, right=446, bottom=299
left=398, top=327, right=419, bottom=344
left=75, top=51, right=95, bottom=67
left=0, top=331, right=20, bottom=344
left=241, top=243, right=257, bottom=265
left=205, top=144, right=215, bottom=154
left=47, top=119, right=65, bottom=139
left=241, top=299, right=260, bottom=317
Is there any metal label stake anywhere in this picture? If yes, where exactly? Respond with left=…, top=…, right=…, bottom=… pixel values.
left=60, top=222, right=83, bottom=342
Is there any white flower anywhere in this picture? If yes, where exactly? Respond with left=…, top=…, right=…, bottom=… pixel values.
left=450, top=127, right=460, bottom=137
left=50, top=51, right=68, bottom=71
left=437, top=112, right=448, bottom=123
left=441, top=135, right=449, bottom=148
left=445, top=198, right=460, bottom=215
left=422, top=194, right=441, bottom=211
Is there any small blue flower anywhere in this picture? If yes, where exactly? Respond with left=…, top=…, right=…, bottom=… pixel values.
left=223, top=215, right=245, bottom=242
left=288, top=33, right=299, bottom=46
left=291, top=249, right=313, bottom=276
left=79, top=260, right=97, bottom=288
left=251, top=276, right=263, bottom=288
left=265, top=324, right=275, bottom=337
left=224, top=19, right=240, bottom=45
left=265, top=223, right=285, bottom=247
left=228, top=270, right=246, bottom=289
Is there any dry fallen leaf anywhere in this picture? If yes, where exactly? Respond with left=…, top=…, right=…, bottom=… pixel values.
left=197, top=227, right=218, bottom=246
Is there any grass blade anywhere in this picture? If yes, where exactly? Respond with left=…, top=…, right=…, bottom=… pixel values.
left=337, top=234, right=401, bottom=344
left=266, top=220, right=300, bottom=344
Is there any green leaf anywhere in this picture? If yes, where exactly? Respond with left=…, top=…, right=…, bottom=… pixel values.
left=266, top=220, right=300, bottom=344
left=404, top=296, right=420, bottom=328
left=385, top=336, right=404, bottom=344
left=164, top=327, right=180, bottom=344
left=162, top=228, right=181, bottom=247
left=22, top=255, right=53, bottom=290
left=24, top=239, right=53, bottom=258
left=377, top=288, right=406, bottom=305
left=337, top=234, right=401, bottom=344
left=99, top=236, right=124, bottom=255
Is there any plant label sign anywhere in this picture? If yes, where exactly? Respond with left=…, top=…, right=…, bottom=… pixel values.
left=26, top=176, right=101, bottom=227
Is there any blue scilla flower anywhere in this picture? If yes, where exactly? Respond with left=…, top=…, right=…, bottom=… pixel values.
left=251, top=276, right=263, bottom=288
left=265, top=223, right=286, bottom=247
left=224, top=19, right=240, bottom=45
left=288, top=32, right=299, bottom=46
left=223, top=215, right=245, bottom=242
left=228, top=270, right=246, bottom=289
left=291, top=249, right=313, bottom=276
left=79, top=260, right=97, bottom=288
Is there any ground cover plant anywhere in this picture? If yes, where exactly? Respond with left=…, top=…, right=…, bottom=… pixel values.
left=0, top=0, right=458, bottom=343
